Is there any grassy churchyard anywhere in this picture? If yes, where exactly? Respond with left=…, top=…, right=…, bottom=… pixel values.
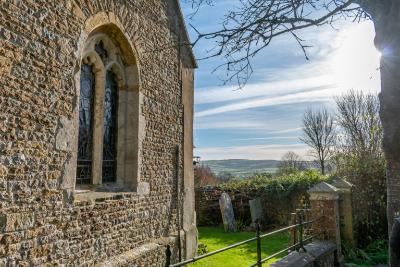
left=191, top=227, right=290, bottom=267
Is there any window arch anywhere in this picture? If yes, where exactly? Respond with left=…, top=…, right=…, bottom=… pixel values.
left=75, top=25, right=141, bottom=190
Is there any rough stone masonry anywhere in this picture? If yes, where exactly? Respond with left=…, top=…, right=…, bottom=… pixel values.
left=0, top=0, right=197, bottom=266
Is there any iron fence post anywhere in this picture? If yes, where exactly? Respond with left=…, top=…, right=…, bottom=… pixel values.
left=290, top=213, right=297, bottom=248
left=298, top=211, right=305, bottom=252
left=256, top=221, right=262, bottom=267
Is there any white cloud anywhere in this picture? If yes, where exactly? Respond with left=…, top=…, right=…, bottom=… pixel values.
left=194, top=110, right=304, bottom=131
left=231, top=136, right=299, bottom=141
left=194, top=120, right=267, bottom=130
left=195, top=73, right=334, bottom=105
left=194, top=22, right=380, bottom=119
left=268, top=127, right=303, bottom=134
left=195, top=86, right=335, bottom=117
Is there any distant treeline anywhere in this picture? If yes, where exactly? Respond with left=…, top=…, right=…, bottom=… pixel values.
left=197, top=159, right=328, bottom=180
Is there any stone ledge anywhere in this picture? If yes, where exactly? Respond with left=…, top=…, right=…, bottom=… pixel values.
left=73, top=183, right=138, bottom=204
left=73, top=190, right=138, bottom=204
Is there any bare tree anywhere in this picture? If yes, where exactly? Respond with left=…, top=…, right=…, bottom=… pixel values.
left=300, top=108, right=335, bottom=175
left=194, top=165, right=219, bottom=187
left=278, top=151, right=304, bottom=174
left=333, top=90, right=386, bottom=246
left=335, top=90, right=382, bottom=158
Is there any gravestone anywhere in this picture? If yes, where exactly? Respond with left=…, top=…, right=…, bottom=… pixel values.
left=249, top=198, right=263, bottom=223
left=219, top=193, right=237, bottom=232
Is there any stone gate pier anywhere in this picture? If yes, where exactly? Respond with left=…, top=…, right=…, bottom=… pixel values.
left=271, top=179, right=354, bottom=267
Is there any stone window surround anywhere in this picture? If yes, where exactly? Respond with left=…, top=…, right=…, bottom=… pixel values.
left=72, top=22, right=147, bottom=198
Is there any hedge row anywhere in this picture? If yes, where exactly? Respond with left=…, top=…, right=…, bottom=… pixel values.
left=195, top=170, right=328, bottom=228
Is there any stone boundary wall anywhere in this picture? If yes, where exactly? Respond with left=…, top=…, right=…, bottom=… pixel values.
left=195, top=186, right=306, bottom=228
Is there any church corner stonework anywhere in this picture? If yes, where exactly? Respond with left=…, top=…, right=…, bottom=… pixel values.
left=0, top=0, right=197, bottom=266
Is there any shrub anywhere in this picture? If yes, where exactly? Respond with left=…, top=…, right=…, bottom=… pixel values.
left=195, top=170, right=328, bottom=228
left=344, top=239, right=388, bottom=266
left=334, top=153, right=387, bottom=247
left=197, top=243, right=209, bottom=255
left=219, top=169, right=328, bottom=196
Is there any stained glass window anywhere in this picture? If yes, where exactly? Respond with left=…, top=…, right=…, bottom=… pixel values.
left=76, top=64, right=95, bottom=185
left=102, top=71, right=119, bottom=183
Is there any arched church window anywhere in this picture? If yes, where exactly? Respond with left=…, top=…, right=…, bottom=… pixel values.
left=76, top=64, right=95, bottom=185
left=75, top=27, right=140, bottom=191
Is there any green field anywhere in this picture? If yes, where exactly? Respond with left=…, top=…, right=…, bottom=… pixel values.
left=202, top=159, right=280, bottom=178
left=191, top=227, right=290, bottom=267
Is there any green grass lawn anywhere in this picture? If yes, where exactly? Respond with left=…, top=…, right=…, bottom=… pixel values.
left=191, top=227, right=290, bottom=267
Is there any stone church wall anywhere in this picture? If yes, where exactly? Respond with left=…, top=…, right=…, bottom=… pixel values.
left=0, top=0, right=196, bottom=265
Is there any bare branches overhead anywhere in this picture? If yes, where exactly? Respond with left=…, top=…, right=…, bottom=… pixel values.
left=186, top=0, right=369, bottom=86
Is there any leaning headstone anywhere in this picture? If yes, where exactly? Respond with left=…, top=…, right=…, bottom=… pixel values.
left=249, top=198, right=263, bottom=223
left=219, top=193, right=237, bottom=232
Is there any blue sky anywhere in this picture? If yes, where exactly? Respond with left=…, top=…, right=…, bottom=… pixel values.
left=180, top=1, right=381, bottom=160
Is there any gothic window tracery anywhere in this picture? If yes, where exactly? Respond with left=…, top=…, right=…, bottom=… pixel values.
left=95, top=40, right=108, bottom=63
left=75, top=28, right=140, bottom=190
left=76, top=37, right=123, bottom=185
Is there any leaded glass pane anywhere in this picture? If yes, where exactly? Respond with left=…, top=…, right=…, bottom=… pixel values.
left=102, top=71, right=118, bottom=183
left=76, top=64, right=94, bottom=185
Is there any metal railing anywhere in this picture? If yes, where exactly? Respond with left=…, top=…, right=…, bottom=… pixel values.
left=166, top=211, right=321, bottom=267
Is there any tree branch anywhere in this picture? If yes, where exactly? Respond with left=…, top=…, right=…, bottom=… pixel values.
left=186, top=0, right=367, bottom=87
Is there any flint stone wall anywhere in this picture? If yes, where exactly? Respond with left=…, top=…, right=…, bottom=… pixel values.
left=0, top=0, right=195, bottom=266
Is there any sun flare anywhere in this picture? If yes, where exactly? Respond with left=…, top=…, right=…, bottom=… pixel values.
left=329, top=21, right=381, bottom=94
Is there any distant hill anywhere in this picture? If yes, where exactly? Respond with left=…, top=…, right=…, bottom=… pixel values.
left=201, top=159, right=280, bottom=178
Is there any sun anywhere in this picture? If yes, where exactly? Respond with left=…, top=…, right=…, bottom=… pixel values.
left=329, top=21, right=381, bottom=94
